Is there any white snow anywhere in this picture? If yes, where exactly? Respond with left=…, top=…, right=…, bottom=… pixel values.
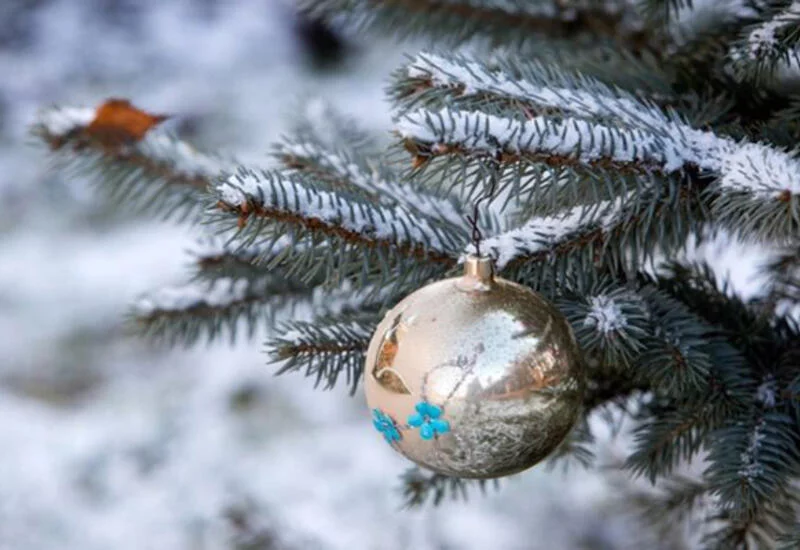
left=397, top=108, right=670, bottom=168
left=399, top=107, right=800, bottom=199
left=134, top=277, right=251, bottom=315
left=583, top=294, right=628, bottom=334
left=36, top=105, right=96, bottom=136
left=756, top=376, right=778, bottom=408
left=738, top=419, right=766, bottom=481
left=716, top=141, right=800, bottom=197
left=744, top=1, right=800, bottom=59
left=466, top=200, right=623, bottom=269
left=217, top=170, right=455, bottom=253
left=281, top=140, right=467, bottom=228
left=407, top=52, right=668, bottom=129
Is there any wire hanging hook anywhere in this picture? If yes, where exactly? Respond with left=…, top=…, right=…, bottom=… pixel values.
left=466, top=158, right=500, bottom=258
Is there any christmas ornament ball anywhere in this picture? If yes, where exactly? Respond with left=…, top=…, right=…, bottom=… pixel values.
left=365, top=256, right=584, bottom=479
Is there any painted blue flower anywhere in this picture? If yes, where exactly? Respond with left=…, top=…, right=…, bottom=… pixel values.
left=372, top=409, right=401, bottom=443
left=408, top=401, right=450, bottom=440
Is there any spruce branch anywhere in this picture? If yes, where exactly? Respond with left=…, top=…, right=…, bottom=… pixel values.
left=395, top=51, right=672, bottom=129
left=615, top=472, right=711, bottom=546
left=398, top=107, right=800, bottom=242
left=703, top=469, right=800, bottom=550
left=189, top=237, right=279, bottom=282
left=545, top=418, right=595, bottom=471
left=638, top=473, right=709, bottom=525
left=777, top=523, right=800, bottom=549
left=470, top=200, right=625, bottom=273
left=727, top=1, right=800, bottom=82
left=33, top=105, right=229, bottom=220
left=132, top=276, right=311, bottom=346
left=637, top=0, right=692, bottom=22
left=636, top=288, right=718, bottom=398
left=654, top=262, right=800, bottom=383
left=275, top=138, right=470, bottom=230
left=558, top=279, right=650, bottom=367
left=399, top=467, right=498, bottom=508
left=213, top=167, right=464, bottom=288
left=304, top=0, right=652, bottom=51
left=761, top=244, right=800, bottom=315
left=626, top=399, right=731, bottom=482
left=472, top=180, right=700, bottom=286
left=268, top=314, right=375, bottom=394
left=582, top=366, right=648, bottom=413
left=705, top=411, right=800, bottom=521
left=397, top=108, right=675, bottom=176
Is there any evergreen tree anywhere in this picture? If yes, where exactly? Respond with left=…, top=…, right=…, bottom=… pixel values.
left=32, top=1, right=800, bottom=547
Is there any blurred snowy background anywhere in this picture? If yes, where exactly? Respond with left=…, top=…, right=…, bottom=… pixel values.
left=0, top=1, right=773, bottom=549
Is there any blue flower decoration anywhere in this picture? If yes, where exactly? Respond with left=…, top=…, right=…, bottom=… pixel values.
left=408, top=401, right=450, bottom=440
left=372, top=409, right=401, bottom=443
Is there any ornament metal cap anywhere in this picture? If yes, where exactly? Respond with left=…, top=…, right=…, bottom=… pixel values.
left=458, top=254, right=494, bottom=292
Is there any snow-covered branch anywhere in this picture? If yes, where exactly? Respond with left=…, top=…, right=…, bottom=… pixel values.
left=34, top=105, right=232, bottom=218
left=276, top=139, right=468, bottom=229
left=466, top=200, right=624, bottom=271
left=132, top=261, right=318, bottom=346
left=215, top=167, right=464, bottom=266
left=397, top=108, right=683, bottom=172
left=132, top=278, right=287, bottom=345
left=727, top=1, right=800, bottom=79
left=559, top=281, right=650, bottom=366
left=399, top=107, right=800, bottom=241
left=269, top=315, right=375, bottom=394
left=399, top=52, right=668, bottom=129
left=305, top=0, right=649, bottom=49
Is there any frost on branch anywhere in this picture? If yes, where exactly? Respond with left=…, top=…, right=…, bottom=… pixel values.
left=399, top=51, right=669, bottom=129
left=559, top=282, right=650, bottom=367
left=584, top=294, right=629, bottom=334
left=399, top=107, right=800, bottom=241
left=214, top=167, right=465, bottom=283
left=268, top=315, right=376, bottom=394
left=466, top=200, right=625, bottom=271
left=133, top=273, right=312, bottom=346
left=397, top=108, right=674, bottom=171
left=34, top=105, right=231, bottom=219
left=704, top=412, right=800, bottom=544
left=727, top=1, right=800, bottom=80
left=276, top=139, right=468, bottom=230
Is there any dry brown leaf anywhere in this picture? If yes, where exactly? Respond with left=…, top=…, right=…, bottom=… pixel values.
left=85, top=98, right=167, bottom=147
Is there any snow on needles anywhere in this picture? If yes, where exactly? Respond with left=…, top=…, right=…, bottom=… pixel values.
left=406, top=52, right=668, bottom=129
left=743, top=1, right=800, bottom=59
left=583, top=294, right=628, bottom=334
left=134, top=278, right=251, bottom=315
left=396, top=108, right=672, bottom=169
left=397, top=106, right=800, bottom=198
left=36, top=105, right=231, bottom=182
left=469, top=200, right=623, bottom=270
left=217, top=169, right=459, bottom=253
left=279, top=141, right=466, bottom=228
left=36, top=105, right=96, bottom=136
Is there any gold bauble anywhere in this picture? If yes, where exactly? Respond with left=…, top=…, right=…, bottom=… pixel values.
left=366, top=256, right=584, bottom=479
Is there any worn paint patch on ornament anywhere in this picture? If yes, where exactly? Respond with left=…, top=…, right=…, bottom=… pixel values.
left=371, top=311, right=412, bottom=394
